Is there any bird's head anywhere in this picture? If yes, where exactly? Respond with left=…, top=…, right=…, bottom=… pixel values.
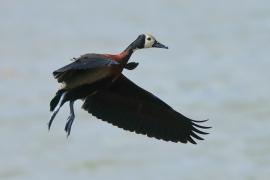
left=127, top=33, right=168, bottom=51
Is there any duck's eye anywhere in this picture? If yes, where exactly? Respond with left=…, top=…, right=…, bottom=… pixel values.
left=147, top=37, right=151, bottom=41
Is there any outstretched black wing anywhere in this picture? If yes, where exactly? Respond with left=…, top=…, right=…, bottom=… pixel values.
left=53, top=54, right=119, bottom=83
left=82, top=75, right=210, bottom=144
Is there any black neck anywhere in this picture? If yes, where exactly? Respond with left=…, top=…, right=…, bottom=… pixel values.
left=124, top=41, right=137, bottom=53
left=122, top=34, right=145, bottom=64
left=121, top=42, right=137, bottom=64
left=124, top=34, right=145, bottom=53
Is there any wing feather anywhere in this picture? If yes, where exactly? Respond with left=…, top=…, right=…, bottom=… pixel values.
left=53, top=54, right=119, bottom=82
left=82, top=75, right=210, bottom=144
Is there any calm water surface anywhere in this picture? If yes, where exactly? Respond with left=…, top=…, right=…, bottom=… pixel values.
left=0, top=0, right=270, bottom=179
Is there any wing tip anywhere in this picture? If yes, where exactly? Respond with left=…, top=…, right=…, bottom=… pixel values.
left=188, top=118, right=211, bottom=144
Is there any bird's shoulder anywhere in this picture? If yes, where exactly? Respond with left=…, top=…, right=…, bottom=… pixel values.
left=73, top=53, right=118, bottom=64
left=53, top=53, right=119, bottom=76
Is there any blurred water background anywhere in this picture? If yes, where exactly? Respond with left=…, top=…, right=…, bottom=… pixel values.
left=0, top=0, right=270, bottom=179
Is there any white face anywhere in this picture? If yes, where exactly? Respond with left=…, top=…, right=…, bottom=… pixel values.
left=144, top=34, right=156, bottom=48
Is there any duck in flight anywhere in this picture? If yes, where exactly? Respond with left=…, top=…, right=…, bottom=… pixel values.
left=48, top=33, right=210, bottom=144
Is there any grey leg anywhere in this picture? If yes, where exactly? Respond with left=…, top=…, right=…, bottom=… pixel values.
left=65, top=100, right=75, bottom=137
left=48, top=92, right=67, bottom=130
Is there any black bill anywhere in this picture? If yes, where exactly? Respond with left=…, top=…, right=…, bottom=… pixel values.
left=152, top=40, right=168, bottom=49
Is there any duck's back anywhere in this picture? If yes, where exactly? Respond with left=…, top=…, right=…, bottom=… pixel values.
left=53, top=53, right=120, bottom=89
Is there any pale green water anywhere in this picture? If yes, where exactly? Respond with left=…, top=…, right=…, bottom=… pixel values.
left=0, top=0, right=270, bottom=179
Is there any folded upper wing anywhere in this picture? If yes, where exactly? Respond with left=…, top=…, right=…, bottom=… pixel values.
left=82, top=75, right=210, bottom=144
left=53, top=54, right=119, bottom=83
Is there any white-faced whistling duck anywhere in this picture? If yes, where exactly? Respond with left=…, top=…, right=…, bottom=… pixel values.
left=48, top=33, right=210, bottom=144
